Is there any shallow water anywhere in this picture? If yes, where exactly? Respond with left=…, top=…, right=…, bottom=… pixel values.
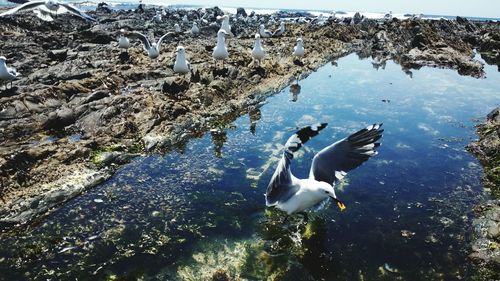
left=1, top=55, right=500, bottom=280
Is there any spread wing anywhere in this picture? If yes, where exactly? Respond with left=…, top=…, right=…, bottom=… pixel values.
left=60, top=3, right=96, bottom=21
left=129, top=31, right=151, bottom=51
left=157, top=31, right=175, bottom=51
left=0, top=1, right=45, bottom=16
left=309, top=124, right=383, bottom=185
left=265, top=123, right=327, bottom=206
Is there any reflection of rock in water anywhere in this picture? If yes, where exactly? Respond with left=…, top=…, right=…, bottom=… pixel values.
left=403, top=68, right=413, bottom=78
left=290, top=80, right=301, bottom=102
left=249, top=109, right=262, bottom=135
left=210, top=129, right=227, bottom=158
left=372, top=56, right=387, bottom=70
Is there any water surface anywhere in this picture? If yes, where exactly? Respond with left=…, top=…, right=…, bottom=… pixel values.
left=0, top=55, right=499, bottom=280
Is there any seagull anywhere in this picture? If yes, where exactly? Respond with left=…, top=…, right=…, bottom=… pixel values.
left=0, top=56, right=21, bottom=89
left=259, top=24, right=273, bottom=38
left=266, top=123, right=383, bottom=215
left=182, top=14, right=188, bottom=24
left=251, top=33, right=265, bottom=66
left=173, top=46, right=190, bottom=74
left=129, top=31, right=174, bottom=59
left=384, top=11, right=393, bottom=21
left=272, top=22, right=285, bottom=37
left=219, top=15, right=234, bottom=36
left=174, top=23, right=181, bottom=33
left=0, top=0, right=96, bottom=22
left=118, top=29, right=130, bottom=50
left=152, top=10, right=162, bottom=23
left=293, top=38, right=305, bottom=57
left=212, top=29, right=229, bottom=67
left=191, top=22, right=200, bottom=34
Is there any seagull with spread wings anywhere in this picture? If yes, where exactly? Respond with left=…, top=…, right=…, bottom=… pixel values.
left=266, top=123, right=383, bottom=215
left=0, top=0, right=96, bottom=22
left=129, top=31, right=175, bottom=59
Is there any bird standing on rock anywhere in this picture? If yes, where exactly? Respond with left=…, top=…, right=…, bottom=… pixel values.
left=118, top=29, right=130, bottom=51
left=152, top=10, right=162, bottom=23
left=251, top=34, right=265, bottom=67
left=293, top=38, right=305, bottom=58
left=272, top=22, right=285, bottom=37
left=259, top=24, right=273, bottom=38
left=191, top=22, right=200, bottom=34
left=129, top=31, right=175, bottom=59
left=0, top=56, right=21, bottom=90
left=0, top=0, right=96, bottom=22
left=219, top=15, right=234, bottom=36
left=173, top=46, right=190, bottom=74
left=174, top=23, right=181, bottom=33
left=212, top=30, right=229, bottom=68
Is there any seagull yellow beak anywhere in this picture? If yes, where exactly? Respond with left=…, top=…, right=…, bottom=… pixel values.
left=337, top=201, right=346, bottom=211
left=333, top=198, right=346, bottom=211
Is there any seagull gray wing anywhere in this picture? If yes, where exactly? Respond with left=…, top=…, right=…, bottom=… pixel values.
left=265, top=123, right=327, bottom=206
left=264, top=29, right=273, bottom=37
left=309, top=124, right=383, bottom=184
left=156, top=31, right=175, bottom=51
left=0, top=1, right=46, bottom=16
left=59, top=3, right=96, bottom=21
left=129, top=32, right=151, bottom=51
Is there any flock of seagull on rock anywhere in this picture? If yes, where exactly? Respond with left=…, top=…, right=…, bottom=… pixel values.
left=0, top=1, right=385, bottom=216
left=0, top=0, right=307, bottom=87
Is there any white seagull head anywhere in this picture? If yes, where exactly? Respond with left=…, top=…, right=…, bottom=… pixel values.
left=217, top=29, right=228, bottom=37
left=176, top=46, right=185, bottom=54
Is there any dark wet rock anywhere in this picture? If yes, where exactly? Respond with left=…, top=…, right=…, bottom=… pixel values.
left=162, top=77, right=190, bottom=97
left=43, top=108, right=77, bottom=130
left=236, top=7, right=247, bottom=18
left=468, top=108, right=500, bottom=277
left=470, top=200, right=500, bottom=267
left=48, top=49, right=68, bottom=61
left=468, top=107, right=500, bottom=197
left=351, top=12, right=365, bottom=25
left=96, top=2, right=112, bottom=14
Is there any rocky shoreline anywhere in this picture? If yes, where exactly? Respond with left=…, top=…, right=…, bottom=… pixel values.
left=0, top=5, right=499, bottom=232
left=467, top=107, right=500, bottom=276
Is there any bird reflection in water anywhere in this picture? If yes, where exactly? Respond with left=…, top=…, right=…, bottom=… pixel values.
left=249, top=108, right=262, bottom=135
left=210, top=129, right=227, bottom=158
left=290, top=79, right=301, bottom=102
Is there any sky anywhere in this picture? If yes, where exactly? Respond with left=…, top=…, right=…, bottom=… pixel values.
left=163, top=0, right=500, bottom=18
